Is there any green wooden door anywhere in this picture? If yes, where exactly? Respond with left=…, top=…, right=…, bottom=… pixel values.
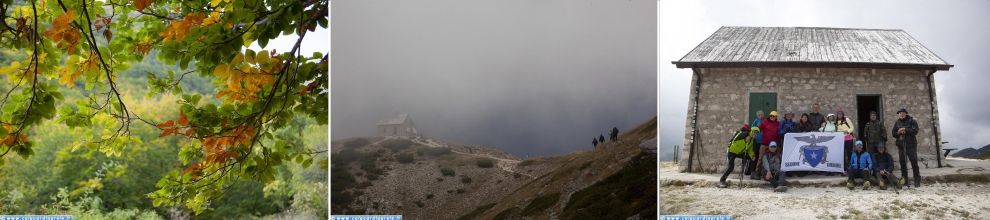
left=749, top=93, right=777, bottom=126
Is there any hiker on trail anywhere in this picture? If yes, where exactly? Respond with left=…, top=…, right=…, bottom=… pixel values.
left=808, top=104, right=826, bottom=132
left=892, top=108, right=921, bottom=187
left=798, top=114, right=814, bottom=133
left=599, top=134, right=605, bottom=144
left=747, top=111, right=765, bottom=177
left=592, top=138, right=598, bottom=147
left=719, top=125, right=758, bottom=188
left=761, top=141, right=787, bottom=192
left=863, top=111, right=887, bottom=156
left=845, top=141, right=873, bottom=190
left=873, top=143, right=900, bottom=190
left=754, top=111, right=780, bottom=180
left=611, top=127, right=619, bottom=141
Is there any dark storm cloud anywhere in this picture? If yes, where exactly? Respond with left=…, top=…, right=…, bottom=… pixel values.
left=332, top=0, right=657, bottom=157
left=659, top=1, right=990, bottom=153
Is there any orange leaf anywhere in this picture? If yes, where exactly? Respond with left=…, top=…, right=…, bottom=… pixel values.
left=178, top=111, right=189, bottom=127
left=158, top=129, right=170, bottom=137
left=133, top=0, right=153, bottom=12
left=156, top=120, right=174, bottom=129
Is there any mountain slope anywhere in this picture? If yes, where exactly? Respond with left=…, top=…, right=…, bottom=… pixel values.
left=330, top=116, right=658, bottom=219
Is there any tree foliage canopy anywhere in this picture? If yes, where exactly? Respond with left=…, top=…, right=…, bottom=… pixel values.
left=1, top=0, right=327, bottom=214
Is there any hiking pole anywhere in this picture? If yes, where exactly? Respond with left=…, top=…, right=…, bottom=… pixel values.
left=889, top=173, right=900, bottom=194
left=740, top=158, right=748, bottom=189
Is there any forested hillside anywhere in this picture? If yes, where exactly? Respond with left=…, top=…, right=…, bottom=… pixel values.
left=0, top=0, right=329, bottom=218
left=0, top=47, right=328, bottom=219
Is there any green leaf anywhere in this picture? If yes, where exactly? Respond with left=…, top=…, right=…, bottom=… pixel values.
left=258, top=37, right=269, bottom=48
left=302, top=158, right=313, bottom=169
left=0, top=125, right=7, bottom=140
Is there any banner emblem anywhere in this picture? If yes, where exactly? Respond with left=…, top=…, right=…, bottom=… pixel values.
left=794, top=134, right=836, bottom=168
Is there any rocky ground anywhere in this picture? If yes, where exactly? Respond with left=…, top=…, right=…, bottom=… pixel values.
left=660, top=159, right=990, bottom=219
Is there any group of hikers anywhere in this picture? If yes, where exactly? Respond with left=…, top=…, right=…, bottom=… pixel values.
left=592, top=127, right=620, bottom=147
left=718, top=103, right=923, bottom=193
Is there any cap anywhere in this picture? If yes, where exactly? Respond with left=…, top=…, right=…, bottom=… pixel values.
left=869, top=111, right=877, bottom=115
left=855, top=140, right=863, bottom=146
left=897, top=108, right=908, bottom=114
left=769, top=141, right=778, bottom=147
left=878, top=142, right=886, bottom=148
left=827, top=113, right=835, bottom=119
left=751, top=127, right=760, bottom=132
left=742, top=124, right=750, bottom=130
left=837, top=109, right=844, bottom=115
left=769, top=111, right=778, bottom=117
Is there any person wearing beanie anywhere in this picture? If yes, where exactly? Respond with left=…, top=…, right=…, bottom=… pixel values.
left=845, top=141, right=873, bottom=190
left=719, top=125, right=759, bottom=188
left=755, top=111, right=781, bottom=179
left=873, top=142, right=900, bottom=190
left=863, top=111, right=888, bottom=156
left=760, top=141, right=787, bottom=192
left=892, top=108, right=922, bottom=187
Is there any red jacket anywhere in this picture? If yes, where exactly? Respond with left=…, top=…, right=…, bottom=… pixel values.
left=759, top=119, right=780, bottom=146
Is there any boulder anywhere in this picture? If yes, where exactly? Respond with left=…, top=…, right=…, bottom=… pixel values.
left=639, top=137, right=657, bottom=155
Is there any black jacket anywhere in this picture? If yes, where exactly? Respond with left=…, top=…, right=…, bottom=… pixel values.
left=892, top=115, right=920, bottom=148
left=808, top=112, right=826, bottom=132
left=873, top=151, right=895, bottom=173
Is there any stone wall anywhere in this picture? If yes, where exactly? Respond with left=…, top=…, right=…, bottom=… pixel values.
left=679, top=67, right=944, bottom=173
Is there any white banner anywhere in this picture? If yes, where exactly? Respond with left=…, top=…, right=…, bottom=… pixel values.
left=780, top=132, right=845, bottom=172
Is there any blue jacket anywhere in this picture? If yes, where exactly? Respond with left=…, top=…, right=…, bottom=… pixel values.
left=848, top=151, right=873, bottom=171
left=751, top=118, right=763, bottom=144
left=778, top=119, right=797, bottom=137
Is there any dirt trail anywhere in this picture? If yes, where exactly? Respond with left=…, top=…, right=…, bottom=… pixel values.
left=420, top=138, right=536, bottom=179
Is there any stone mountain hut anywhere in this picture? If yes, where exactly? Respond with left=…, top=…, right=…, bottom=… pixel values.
left=673, top=26, right=953, bottom=173
left=377, top=113, right=418, bottom=137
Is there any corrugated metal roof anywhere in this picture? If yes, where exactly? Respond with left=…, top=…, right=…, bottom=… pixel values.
left=377, top=113, right=409, bottom=125
left=673, top=27, right=952, bottom=70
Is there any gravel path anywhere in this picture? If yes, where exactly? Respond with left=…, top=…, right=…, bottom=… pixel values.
left=660, top=160, right=990, bottom=219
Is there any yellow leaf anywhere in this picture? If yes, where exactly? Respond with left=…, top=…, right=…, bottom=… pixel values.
left=231, top=53, right=243, bottom=65
left=0, top=61, right=20, bottom=75
left=256, top=51, right=269, bottom=65
left=213, top=64, right=230, bottom=77
left=239, top=64, right=250, bottom=73
left=211, top=0, right=222, bottom=7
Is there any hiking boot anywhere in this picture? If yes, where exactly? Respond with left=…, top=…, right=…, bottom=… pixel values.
left=899, top=177, right=906, bottom=186
left=863, top=181, right=871, bottom=190
left=914, top=178, right=921, bottom=188
left=719, top=180, right=728, bottom=188
left=750, top=174, right=760, bottom=180
left=846, top=181, right=854, bottom=190
left=774, top=186, right=788, bottom=192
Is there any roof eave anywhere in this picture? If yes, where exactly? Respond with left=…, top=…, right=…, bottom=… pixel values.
left=671, top=61, right=953, bottom=71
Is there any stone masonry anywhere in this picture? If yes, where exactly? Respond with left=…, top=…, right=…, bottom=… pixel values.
left=679, top=67, right=944, bottom=173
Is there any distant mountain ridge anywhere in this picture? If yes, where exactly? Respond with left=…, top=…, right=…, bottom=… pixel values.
left=951, top=144, right=990, bottom=159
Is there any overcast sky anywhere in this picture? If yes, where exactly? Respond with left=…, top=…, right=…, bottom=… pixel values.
left=659, top=0, right=990, bottom=160
left=331, top=0, right=656, bottom=158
